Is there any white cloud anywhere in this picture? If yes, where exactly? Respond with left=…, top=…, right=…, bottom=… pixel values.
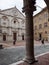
left=0, top=0, right=46, bottom=14
left=0, top=0, right=23, bottom=10
left=34, top=0, right=46, bottom=15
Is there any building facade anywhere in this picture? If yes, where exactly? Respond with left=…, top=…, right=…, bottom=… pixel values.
left=34, top=7, right=49, bottom=41
left=0, top=6, right=26, bottom=43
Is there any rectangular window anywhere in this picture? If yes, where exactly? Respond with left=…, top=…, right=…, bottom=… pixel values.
left=3, top=35, right=6, bottom=41
left=44, top=22, right=47, bottom=27
left=0, top=29, right=2, bottom=33
left=35, top=33, right=37, bottom=35
left=35, top=25, right=37, bottom=30
left=39, top=24, right=42, bottom=29
left=45, top=31, right=47, bottom=34
left=44, top=13, right=48, bottom=18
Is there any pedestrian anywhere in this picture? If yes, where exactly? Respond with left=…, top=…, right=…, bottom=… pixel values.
left=41, top=39, right=45, bottom=46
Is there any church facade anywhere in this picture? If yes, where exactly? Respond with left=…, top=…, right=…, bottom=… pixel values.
left=0, top=6, right=25, bottom=43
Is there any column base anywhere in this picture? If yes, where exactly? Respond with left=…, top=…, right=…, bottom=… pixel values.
left=23, top=58, right=38, bottom=64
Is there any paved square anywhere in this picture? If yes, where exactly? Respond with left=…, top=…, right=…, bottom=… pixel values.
left=0, top=43, right=49, bottom=65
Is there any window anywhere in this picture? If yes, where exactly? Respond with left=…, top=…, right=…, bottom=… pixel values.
left=39, top=24, right=42, bottom=29
left=2, top=16, right=8, bottom=21
left=22, top=21, right=24, bottom=24
left=39, top=17, right=42, bottom=20
left=44, top=22, right=47, bottom=27
left=48, top=18, right=49, bottom=21
left=35, top=33, right=37, bottom=35
left=44, top=13, right=48, bottom=18
left=35, top=25, right=37, bottom=30
left=45, top=31, right=47, bottom=34
left=0, top=29, right=2, bottom=33
left=14, top=21, right=16, bottom=23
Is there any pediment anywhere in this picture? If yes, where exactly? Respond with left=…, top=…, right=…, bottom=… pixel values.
left=1, top=6, right=25, bottom=18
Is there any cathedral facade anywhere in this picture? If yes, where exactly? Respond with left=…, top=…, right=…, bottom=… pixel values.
left=0, top=6, right=25, bottom=43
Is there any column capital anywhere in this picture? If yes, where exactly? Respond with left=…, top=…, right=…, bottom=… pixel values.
left=22, top=0, right=36, bottom=13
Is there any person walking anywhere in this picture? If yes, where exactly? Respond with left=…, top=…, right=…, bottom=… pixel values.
left=41, top=39, right=44, bottom=45
left=41, top=38, right=45, bottom=47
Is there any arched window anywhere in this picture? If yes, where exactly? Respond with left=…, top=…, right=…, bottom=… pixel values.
left=2, top=16, right=8, bottom=21
left=14, top=20, right=16, bottom=23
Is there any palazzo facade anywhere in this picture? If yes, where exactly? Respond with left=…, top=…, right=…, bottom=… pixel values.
left=34, top=7, right=49, bottom=41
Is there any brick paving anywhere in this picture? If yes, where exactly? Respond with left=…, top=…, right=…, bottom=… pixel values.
left=18, top=53, right=49, bottom=65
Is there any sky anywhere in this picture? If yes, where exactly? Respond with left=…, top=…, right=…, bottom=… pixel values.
left=0, top=0, right=47, bottom=15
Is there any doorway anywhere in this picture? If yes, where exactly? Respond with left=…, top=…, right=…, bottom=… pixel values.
left=3, top=34, right=6, bottom=41
left=22, top=34, right=24, bottom=40
left=39, top=33, right=42, bottom=40
left=13, top=33, right=17, bottom=41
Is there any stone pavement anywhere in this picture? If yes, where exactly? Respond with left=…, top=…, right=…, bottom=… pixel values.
left=0, top=41, right=26, bottom=48
left=18, top=53, right=49, bottom=65
left=13, top=40, right=49, bottom=46
left=0, top=40, right=49, bottom=48
left=0, top=40, right=49, bottom=65
left=0, top=45, right=49, bottom=65
left=9, top=45, right=49, bottom=65
left=0, top=43, right=12, bottom=48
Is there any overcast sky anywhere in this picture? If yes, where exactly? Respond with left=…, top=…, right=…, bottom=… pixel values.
left=0, top=0, right=47, bottom=15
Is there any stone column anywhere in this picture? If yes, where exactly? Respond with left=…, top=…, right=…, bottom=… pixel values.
left=22, top=0, right=37, bottom=64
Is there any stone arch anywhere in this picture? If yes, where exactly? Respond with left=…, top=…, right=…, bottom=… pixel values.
left=11, top=17, right=23, bottom=27
left=1, top=16, right=9, bottom=26
left=2, top=16, right=9, bottom=21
